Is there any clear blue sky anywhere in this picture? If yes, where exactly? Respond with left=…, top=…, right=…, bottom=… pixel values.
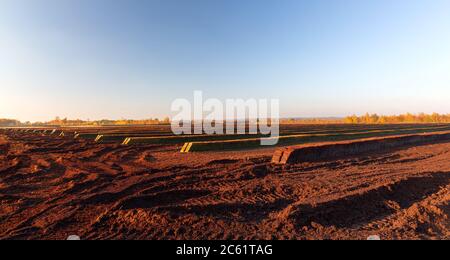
left=1, top=0, right=449, bottom=122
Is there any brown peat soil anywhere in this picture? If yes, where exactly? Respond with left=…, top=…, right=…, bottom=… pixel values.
left=0, top=128, right=448, bottom=240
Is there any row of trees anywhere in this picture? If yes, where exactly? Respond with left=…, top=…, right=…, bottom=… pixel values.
left=3, top=113, right=450, bottom=127
left=0, top=117, right=171, bottom=127
left=45, top=117, right=171, bottom=126
left=281, top=118, right=344, bottom=124
left=0, top=119, right=22, bottom=127
left=280, top=113, right=450, bottom=124
left=344, top=113, right=450, bottom=124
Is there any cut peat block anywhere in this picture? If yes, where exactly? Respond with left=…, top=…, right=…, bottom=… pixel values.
left=272, top=131, right=450, bottom=165
left=180, top=126, right=450, bottom=153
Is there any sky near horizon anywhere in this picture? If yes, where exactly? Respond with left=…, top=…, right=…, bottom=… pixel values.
left=1, top=0, right=450, bottom=122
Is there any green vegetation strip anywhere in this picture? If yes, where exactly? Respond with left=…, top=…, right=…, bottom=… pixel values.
left=123, top=133, right=267, bottom=145
left=75, top=124, right=448, bottom=142
left=74, top=131, right=174, bottom=141
left=181, top=126, right=450, bottom=152
left=94, top=133, right=176, bottom=143
left=123, top=125, right=450, bottom=146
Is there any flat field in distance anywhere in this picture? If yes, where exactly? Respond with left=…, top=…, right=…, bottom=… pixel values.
left=0, top=124, right=449, bottom=240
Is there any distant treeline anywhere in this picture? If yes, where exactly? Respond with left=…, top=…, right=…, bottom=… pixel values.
left=45, top=117, right=170, bottom=126
left=276, top=113, right=450, bottom=124
left=41, top=117, right=171, bottom=126
left=2, top=113, right=450, bottom=127
left=0, top=117, right=171, bottom=127
left=344, top=113, right=450, bottom=124
left=0, top=119, right=22, bottom=127
left=280, top=118, right=344, bottom=124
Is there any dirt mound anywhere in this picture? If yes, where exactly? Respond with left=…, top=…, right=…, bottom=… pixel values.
left=273, top=131, right=450, bottom=164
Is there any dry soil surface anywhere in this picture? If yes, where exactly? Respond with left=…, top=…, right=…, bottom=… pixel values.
left=0, top=131, right=448, bottom=240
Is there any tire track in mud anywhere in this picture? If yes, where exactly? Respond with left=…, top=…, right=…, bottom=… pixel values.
left=76, top=164, right=224, bottom=206
left=85, top=145, right=450, bottom=239
left=0, top=134, right=119, bottom=238
left=273, top=172, right=450, bottom=229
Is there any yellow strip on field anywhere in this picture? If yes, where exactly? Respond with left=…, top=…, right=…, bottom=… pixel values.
left=122, top=138, right=131, bottom=145
left=95, top=135, right=103, bottom=142
left=180, top=142, right=194, bottom=153
left=180, top=142, right=189, bottom=152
